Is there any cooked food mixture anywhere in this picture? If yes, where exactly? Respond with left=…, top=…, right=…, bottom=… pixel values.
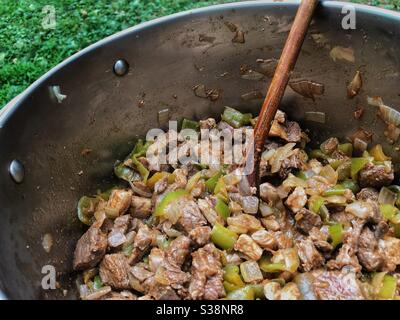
left=74, top=107, right=400, bottom=300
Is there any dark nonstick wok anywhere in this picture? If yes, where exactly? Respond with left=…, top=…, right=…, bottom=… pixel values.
left=1, top=0, right=400, bottom=299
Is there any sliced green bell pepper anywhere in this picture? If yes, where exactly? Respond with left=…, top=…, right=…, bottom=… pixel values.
left=378, top=274, right=397, bottom=299
left=215, top=197, right=231, bottom=220
left=308, top=196, right=325, bottom=214
left=77, top=196, right=99, bottom=226
left=223, top=265, right=245, bottom=287
left=221, top=106, right=252, bottom=128
left=328, top=223, right=343, bottom=248
left=181, top=118, right=200, bottom=131
left=351, top=157, right=369, bottom=179
left=93, top=275, right=103, bottom=290
left=211, top=223, right=238, bottom=250
left=323, top=184, right=346, bottom=196
left=338, top=143, right=353, bottom=156
left=341, top=179, right=360, bottom=193
left=205, top=171, right=222, bottom=193
left=154, top=189, right=190, bottom=217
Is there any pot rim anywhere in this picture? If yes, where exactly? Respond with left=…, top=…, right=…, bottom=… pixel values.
left=1, top=0, right=400, bottom=299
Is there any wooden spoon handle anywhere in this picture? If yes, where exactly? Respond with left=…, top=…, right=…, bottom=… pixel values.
left=250, top=0, right=318, bottom=184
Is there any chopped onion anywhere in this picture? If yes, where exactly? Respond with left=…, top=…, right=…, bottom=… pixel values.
left=289, top=80, right=324, bottom=100
left=319, top=165, right=338, bottom=186
left=241, top=196, right=259, bottom=214
left=345, top=201, right=373, bottom=219
left=271, top=248, right=300, bottom=273
left=347, top=71, right=362, bottom=99
left=84, top=286, right=112, bottom=300
left=164, top=201, right=183, bottom=224
left=259, top=202, right=276, bottom=217
left=108, top=232, right=126, bottom=247
left=378, top=187, right=397, bottom=205
left=270, top=143, right=296, bottom=173
left=330, top=46, right=355, bottom=63
left=42, top=233, right=53, bottom=253
left=304, top=111, right=326, bottom=124
left=240, top=261, right=263, bottom=283
left=283, top=173, right=307, bottom=188
left=129, top=181, right=152, bottom=198
left=50, top=85, right=67, bottom=103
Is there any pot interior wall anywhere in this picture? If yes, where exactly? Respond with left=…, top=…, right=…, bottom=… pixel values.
left=0, top=1, right=399, bottom=299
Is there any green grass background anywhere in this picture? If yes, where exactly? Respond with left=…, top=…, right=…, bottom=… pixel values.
left=0, top=0, right=398, bottom=108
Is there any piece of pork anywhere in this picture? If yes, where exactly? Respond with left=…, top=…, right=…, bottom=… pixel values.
left=313, top=270, right=365, bottom=300
left=99, top=253, right=130, bottom=289
left=131, top=195, right=152, bottom=218
left=176, top=199, right=208, bottom=232
left=108, top=214, right=130, bottom=248
left=165, top=235, right=191, bottom=267
left=357, top=227, right=384, bottom=271
left=188, top=244, right=225, bottom=300
left=189, top=226, right=212, bottom=246
left=296, top=238, right=324, bottom=272
left=106, top=189, right=132, bottom=216
left=295, top=208, right=322, bottom=234
left=358, top=162, right=394, bottom=188
left=73, top=220, right=108, bottom=270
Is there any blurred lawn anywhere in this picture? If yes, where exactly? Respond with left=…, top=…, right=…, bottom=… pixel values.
left=0, top=0, right=398, bottom=108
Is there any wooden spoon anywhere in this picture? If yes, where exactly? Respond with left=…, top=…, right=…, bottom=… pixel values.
left=248, top=0, right=319, bottom=187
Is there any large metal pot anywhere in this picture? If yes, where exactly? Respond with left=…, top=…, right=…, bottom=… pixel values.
left=1, top=0, right=399, bottom=299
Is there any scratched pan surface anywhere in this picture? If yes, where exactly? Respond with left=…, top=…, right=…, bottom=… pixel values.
left=0, top=1, right=399, bottom=299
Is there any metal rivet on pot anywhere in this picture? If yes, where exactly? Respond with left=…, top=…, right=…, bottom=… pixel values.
left=9, top=159, right=24, bottom=184
left=113, top=59, right=129, bottom=76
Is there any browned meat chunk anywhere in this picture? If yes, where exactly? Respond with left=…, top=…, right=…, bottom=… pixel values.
left=131, top=196, right=152, bottom=218
left=358, top=163, right=394, bottom=188
left=295, top=208, right=322, bottom=234
left=296, top=238, right=324, bottom=272
left=99, top=253, right=130, bottom=289
left=197, top=198, right=224, bottom=226
left=73, top=221, right=107, bottom=270
left=106, top=189, right=132, bottom=216
left=177, top=199, right=208, bottom=232
left=286, top=187, right=307, bottom=213
left=320, top=138, right=339, bottom=155
left=189, top=244, right=225, bottom=300
left=279, top=149, right=308, bottom=178
left=357, top=227, right=384, bottom=271
left=108, top=214, right=130, bottom=248
left=313, top=271, right=364, bottom=300
left=356, top=188, right=379, bottom=202
left=128, top=224, right=157, bottom=265
left=379, top=236, right=400, bottom=271
left=101, top=291, right=137, bottom=300
left=286, top=121, right=302, bottom=142
left=234, top=234, right=263, bottom=261
left=189, top=226, right=211, bottom=246
left=251, top=229, right=277, bottom=250
left=132, top=249, right=190, bottom=299
left=166, top=235, right=191, bottom=267
left=327, top=244, right=361, bottom=272
left=309, top=227, right=333, bottom=252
